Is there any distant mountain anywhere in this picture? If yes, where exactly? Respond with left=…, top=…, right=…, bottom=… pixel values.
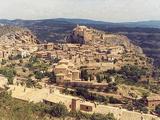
left=54, top=18, right=110, bottom=25
left=0, top=18, right=160, bottom=28
left=120, top=20, right=160, bottom=28
left=54, top=19, right=160, bottom=28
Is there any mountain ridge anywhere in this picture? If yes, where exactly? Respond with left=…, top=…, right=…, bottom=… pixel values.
left=0, top=18, right=160, bottom=28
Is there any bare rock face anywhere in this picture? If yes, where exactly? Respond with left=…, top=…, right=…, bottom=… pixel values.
left=67, top=25, right=143, bottom=54
left=0, top=25, right=39, bottom=46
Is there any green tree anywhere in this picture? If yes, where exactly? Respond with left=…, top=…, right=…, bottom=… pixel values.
left=81, top=69, right=89, bottom=81
left=48, top=72, right=56, bottom=83
left=96, top=74, right=104, bottom=83
left=119, top=65, right=147, bottom=83
left=1, top=59, right=7, bottom=65
left=0, top=67, right=16, bottom=84
left=104, top=83, right=118, bottom=93
left=75, top=87, right=89, bottom=97
left=34, top=71, right=45, bottom=80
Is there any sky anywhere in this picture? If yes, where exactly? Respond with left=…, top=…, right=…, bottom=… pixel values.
left=0, top=0, right=160, bottom=22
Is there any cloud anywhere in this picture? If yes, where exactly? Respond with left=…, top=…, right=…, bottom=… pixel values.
left=0, top=0, right=160, bottom=22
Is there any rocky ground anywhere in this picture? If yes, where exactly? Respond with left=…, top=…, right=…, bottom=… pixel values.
left=0, top=25, right=39, bottom=46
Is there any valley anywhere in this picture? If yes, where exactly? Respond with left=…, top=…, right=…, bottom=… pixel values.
left=0, top=24, right=159, bottom=120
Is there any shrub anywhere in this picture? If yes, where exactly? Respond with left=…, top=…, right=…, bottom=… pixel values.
left=34, top=71, right=45, bottom=80
left=125, top=102, right=134, bottom=111
left=48, top=72, right=56, bottom=83
left=109, top=97, right=121, bottom=104
left=26, top=79, right=37, bottom=88
left=90, top=113, right=116, bottom=120
left=139, top=107, right=148, bottom=114
left=49, top=103, right=68, bottom=118
left=104, top=83, right=118, bottom=93
left=96, top=74, right=104, bottom=83
left=1, top=59, right=7, bottom=65
left=119, top=65, right=147, bottom=83
left=0, top=67, right=16, bottom=84
left=69, top=111, right=90, bottom=120
left=155, top=104, right=160, bottom=115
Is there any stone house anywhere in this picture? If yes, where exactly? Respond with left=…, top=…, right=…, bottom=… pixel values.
left=43, top=95, right=95, bottom=113
left=44, top=43, right=54, bottom=50
left=53, top=59, right=80, bottom=83
left=35, top=51, right=48, bottom=58
left=146, top=96, right=160, bottom=109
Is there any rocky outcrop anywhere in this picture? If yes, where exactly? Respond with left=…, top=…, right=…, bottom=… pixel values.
left=0, top=25, right=39, bottom=46
left=67, top=25, right=143, bottom=54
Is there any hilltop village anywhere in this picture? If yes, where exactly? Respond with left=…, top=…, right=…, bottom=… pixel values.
left=0, top=25, right=160, bottom=120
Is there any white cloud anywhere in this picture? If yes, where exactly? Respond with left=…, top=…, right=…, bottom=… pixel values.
left=0, top=0, right=160, bottom=22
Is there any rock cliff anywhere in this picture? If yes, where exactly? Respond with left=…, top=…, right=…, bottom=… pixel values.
left=0, top=25, right=39, bottom=46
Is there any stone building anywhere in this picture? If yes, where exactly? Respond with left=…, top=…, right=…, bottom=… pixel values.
left=53, top=59, right=80, bottom=83
left=146, top=96, right=160, bottom=109
left=35, top=51, right=49, bottom=58
left=44, top=43, right=54, bottom=50
left=71, top=99, right=95, bottom=112
left=71, top=25, right=94, bottom=44
left=107, top=46, right=124, bottom=55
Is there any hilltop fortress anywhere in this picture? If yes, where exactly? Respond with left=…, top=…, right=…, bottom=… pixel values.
left=67, top=25, right=143, bottom=54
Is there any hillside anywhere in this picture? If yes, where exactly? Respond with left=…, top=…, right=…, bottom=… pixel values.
left=0, top=24, right=159, bottom=120
left=0, top=25, right=39, bottom=45
left=0, top=19, right=160, bottom=65
left=67, top=25, right=143, bottom=54
left=105, top=27, right=160, bottom=65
